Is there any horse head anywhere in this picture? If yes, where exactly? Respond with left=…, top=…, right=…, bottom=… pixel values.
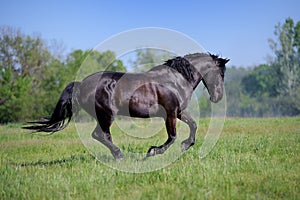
left=185, top=53, right=229, bottom=103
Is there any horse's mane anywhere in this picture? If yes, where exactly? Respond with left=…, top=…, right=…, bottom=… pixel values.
left=163, top=56, right=195, bottom=83
left=163, top=53, right=228, bottom=82
left=184, top=52, right=228, bottom=77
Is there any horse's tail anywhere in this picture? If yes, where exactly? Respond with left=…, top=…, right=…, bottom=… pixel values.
left=23, top=81, right=81, bottom=133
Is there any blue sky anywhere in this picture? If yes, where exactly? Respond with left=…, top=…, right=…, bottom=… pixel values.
left=0, top=0, right=299, bottom=67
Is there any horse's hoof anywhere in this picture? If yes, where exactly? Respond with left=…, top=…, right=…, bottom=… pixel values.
left=115, top=156, right=124, bottom=161
left=113, top=150, right=124, bottom=161
left=181, top=140, right=194, bottom=151
left=181, top=142, right=190, bottom=151
left=146, top=146, right=157, bottom=157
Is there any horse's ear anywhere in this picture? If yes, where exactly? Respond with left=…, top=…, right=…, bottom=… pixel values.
left=209, top=53, right=229, bottom=66
left=218, top=58, right=230, bottom=66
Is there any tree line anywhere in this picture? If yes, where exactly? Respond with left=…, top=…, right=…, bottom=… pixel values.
left=0, top=18, right=299, bottom=123
left=225, top=18, right=300, bottom=117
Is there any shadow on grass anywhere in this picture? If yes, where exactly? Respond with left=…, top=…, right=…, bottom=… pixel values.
left=11, top=154, right=95, bottom=167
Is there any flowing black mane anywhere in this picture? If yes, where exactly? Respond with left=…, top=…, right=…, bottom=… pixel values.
left=184, top=53, right=228, bottom=78
left=163, top=56, right=195, bottom=83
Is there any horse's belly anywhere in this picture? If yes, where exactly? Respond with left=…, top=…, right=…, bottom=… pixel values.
left=132, top=102, right=162, bottom=118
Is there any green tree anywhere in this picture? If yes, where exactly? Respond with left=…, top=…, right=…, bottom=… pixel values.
left=268, top=18, right=300, bottom=116
left=241, top=64, right=279, bottom=98
left=0, top=26, right=51, bottom=122
left=0, top=67, right=31, bottom=122
left=268, top=17, right=300, bottom=96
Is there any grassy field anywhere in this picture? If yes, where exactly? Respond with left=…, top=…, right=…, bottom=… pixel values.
left=1, top=117, right=299, bottom=199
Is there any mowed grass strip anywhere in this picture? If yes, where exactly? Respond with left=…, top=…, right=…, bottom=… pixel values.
left=0, top=118, right=299, bottom=200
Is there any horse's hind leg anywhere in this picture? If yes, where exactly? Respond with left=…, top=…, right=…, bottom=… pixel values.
left=92, top=118, right=123, bottom=160
left=147, top=114, right=177, bottom=157
left=178, top=111, right=197, bottom=151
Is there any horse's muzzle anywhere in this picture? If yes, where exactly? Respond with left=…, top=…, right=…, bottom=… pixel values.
left=210, top=95, right=223, bottom=103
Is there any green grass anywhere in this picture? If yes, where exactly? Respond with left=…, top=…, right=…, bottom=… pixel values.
left=1, top=118, right=299, bottom=199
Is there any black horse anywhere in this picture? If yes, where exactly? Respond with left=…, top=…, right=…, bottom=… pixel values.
left=24, top=53, right=229, bottom=160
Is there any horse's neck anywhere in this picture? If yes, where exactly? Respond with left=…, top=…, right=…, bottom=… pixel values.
left=192, top=74, right=202, bottom=90
left=185, top=58, right=209, bottom=90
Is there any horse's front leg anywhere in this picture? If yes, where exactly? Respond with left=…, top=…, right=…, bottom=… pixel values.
left=178, top=111, right=197, bottom=151
left=147, top=114, right=177, bottom=157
